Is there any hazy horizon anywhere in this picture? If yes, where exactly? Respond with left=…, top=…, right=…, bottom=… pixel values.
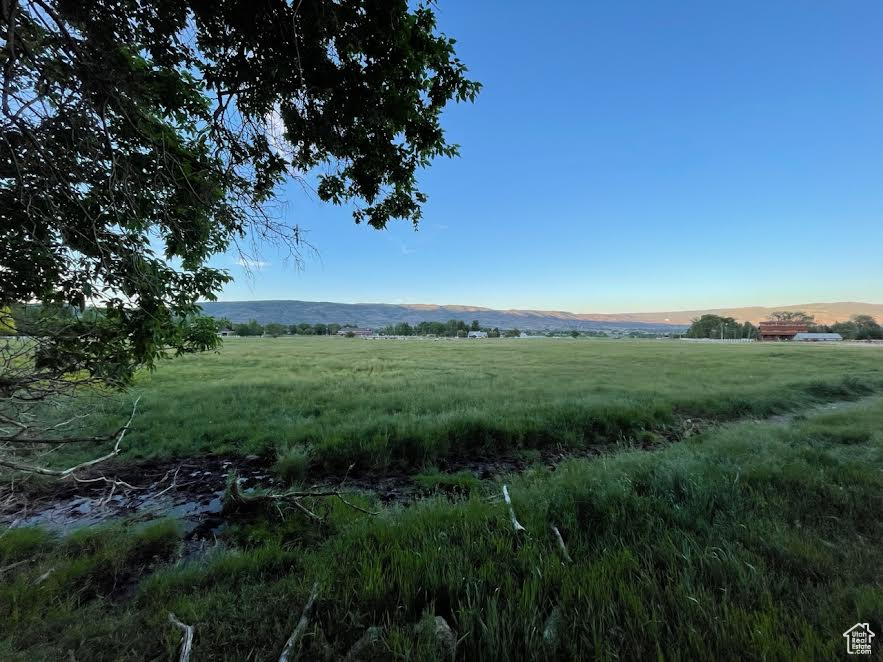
left=211, top=1, right=883, bottom=311
left=202, top=297, right=883, bottom=317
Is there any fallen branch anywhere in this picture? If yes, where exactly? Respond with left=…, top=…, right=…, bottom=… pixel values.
left=289, top=498, right=322, bottom=522
left=0, top=557, right=33, bottom=575
left=168, top=612, right=194, bottom=662
left=0, top=425, right=128, bottom=444
left=33, top=567, right=54, bottom=585
left=0, top=397, right=140, bottom=478
left=335, top=493, right=380, bottom=516
left=502, top=484, right=526, bottom=533
left=278, top=581, right=320, bottom=662
left=551, top=525, right=573, bottom=563
left=225, top=473, right=379, bottom=518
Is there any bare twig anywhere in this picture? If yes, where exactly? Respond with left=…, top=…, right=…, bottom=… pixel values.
left=0, top=426, right=128, bottom=444
left=289, top=498, right=322, bottom=522
left=278, top=581, right=320, bottom=662
left=0, top=397, right=140, bottom=477
left=33, top=567, right=53, bottom=585
left=0, top=557, right=33, bottom=574
left=502, top=484, right=526, bottom=533
left=168, top=612, right=194, bottom=662
left=335, top=493, right=379, bottom=516
left=151, top=465, right=181, bottom=499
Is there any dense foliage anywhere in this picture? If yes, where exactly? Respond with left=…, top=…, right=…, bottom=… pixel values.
left=685, top=314, right=756, bottom=339
left=828, top=315, right=883, bottom=341
left=0, top=0, right=478, bottom=392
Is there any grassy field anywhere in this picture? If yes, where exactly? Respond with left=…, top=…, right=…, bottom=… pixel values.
left=72, top=337, right=883, bottom=472
left=2, top=338, right=883, bottom=660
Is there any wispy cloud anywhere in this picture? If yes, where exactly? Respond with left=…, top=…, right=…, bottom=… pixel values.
left=235, top=257, right=270, bottom=270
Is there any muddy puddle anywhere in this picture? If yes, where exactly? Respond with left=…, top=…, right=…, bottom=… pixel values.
left=0, top=457, right=273, bottom=539
left=0, top=446, right=608, bottom=540
left=1, top=396, right=876, bottom=547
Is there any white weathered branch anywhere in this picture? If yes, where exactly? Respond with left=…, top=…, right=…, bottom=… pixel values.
left=502, top=484, right=526, bottom=533
left=278, top=581, right=320, bottom=662
left=225, top=472, right=379, bottom=518
left=169, top=612, right=194, bottom=662
left=551, top=525, right=573, bottom=563
left=0, top=396, right=140, bottom=477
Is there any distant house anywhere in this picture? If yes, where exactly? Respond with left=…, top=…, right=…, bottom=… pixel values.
left=793, top=332, right=843, bottom=342
left=337, top=327, right=373, bottom=337
left=758, top=321, right=808, bottom=341
left=467, top=331, right=488, bottom=339
left=217, top=328, right=235, bottom=337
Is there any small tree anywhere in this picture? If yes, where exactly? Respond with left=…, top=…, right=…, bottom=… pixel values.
left=831, top=320, right=858, bottom=340
left=851, top=315, right=883, bottom=340
left=570, top=330, right=580, bottom=338
left=234, top=320, right=264, bottom=337
left=686, top=314, right=739, bottom=339
left=264, top=323, right=287, bottom=338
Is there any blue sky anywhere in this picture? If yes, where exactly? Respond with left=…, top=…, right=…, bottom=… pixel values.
left=216, top=1, right=883, bottom=313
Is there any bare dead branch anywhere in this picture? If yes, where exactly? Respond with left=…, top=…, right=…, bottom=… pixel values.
left=551, top=525, right=573, bottom=563
left=168, top=612, right=194, bottom=662
left=334, top=493, right=380, bottom=516
left=502, top=484, right=526, bottom=533
left=289, top=498, right=322, bottom=522
left=278, top=581, right=320, bottom=662
left=1, top=425, right=128, bottom=444
left=225, top=472, right=378, bottom=519
left=0, top=557, right=33, bottom=574
left=0, top=396, right=140, bottom=477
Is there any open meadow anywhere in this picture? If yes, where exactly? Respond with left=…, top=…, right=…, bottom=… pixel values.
left=2, top=338, right=882, bottom=660
left=69, top=336, right=883, bottom=469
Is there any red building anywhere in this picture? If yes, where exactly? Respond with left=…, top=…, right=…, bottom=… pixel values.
left=757, top=321, right=808, bottom=341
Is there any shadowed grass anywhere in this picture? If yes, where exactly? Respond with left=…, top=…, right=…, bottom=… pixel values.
left=2, top=398, right=881, bottom=660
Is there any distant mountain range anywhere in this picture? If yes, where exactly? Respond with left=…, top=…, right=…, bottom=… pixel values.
left=198, top=300, right=883, bottom=331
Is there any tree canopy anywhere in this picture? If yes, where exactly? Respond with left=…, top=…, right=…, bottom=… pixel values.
left=0, top=0, right=478, bottom=464
left=0, top=0, right=478, bottom=393
left=686, top=314, right=756, bottom=339
left=831, top=315, right=883, bottom=341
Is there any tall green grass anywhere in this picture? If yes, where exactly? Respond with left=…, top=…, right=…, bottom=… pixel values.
left=57, top=338, right=883, bottom=471
left=3, top=397, right=881, bottom=660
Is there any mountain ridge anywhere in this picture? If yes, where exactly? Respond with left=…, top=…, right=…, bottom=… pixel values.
left=199, top=300, right=883, bottom=331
